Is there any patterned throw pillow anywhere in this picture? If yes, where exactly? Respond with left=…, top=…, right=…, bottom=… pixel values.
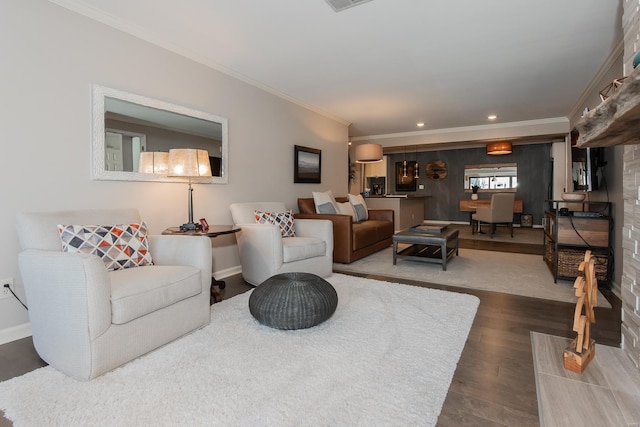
left=255, top=210, right=296, bottom=237
left=336, top=201, right=357, bottom=222
left=58, top=222, right=153, bottom=271
left=348, top=194, right=369, bottom=222
left=312, top=190, right=339, bottom=214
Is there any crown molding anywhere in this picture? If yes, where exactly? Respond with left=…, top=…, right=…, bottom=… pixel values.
left=568, top=37, right=624, bottom=124
left=351, top=117, right=570, bottom=142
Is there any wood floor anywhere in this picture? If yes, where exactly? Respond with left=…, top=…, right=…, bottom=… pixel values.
left=0, top=240, right=621, bottom=427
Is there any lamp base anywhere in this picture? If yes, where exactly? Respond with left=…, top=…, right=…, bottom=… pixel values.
left=179, top=222, right=202, bottom=231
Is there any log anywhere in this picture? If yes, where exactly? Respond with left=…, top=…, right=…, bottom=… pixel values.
left=564, top=250, right=597, bottom=373
left=564, top=338, right=596, bottom=374
left=576, top=65, right=640, bottom=148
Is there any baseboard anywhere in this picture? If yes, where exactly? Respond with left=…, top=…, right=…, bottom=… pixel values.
left=0, top=322, right=32, bottom=345
left=215, top=265, right=242, bottom=280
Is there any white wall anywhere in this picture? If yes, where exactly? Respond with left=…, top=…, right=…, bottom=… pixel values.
left=551, top=140, right=569, bottom=200
left=0, top=0, right=349, bottom=340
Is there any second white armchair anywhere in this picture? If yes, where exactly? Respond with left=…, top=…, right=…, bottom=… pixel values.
left=230, top=202, right=333, bottom=285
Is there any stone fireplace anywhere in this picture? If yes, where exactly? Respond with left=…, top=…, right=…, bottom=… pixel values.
left=575, top=0, right=640, bottom=371
left=621, top=145, right=640, bottom=369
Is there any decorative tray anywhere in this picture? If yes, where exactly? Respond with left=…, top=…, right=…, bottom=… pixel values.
left=409, top=224, right=449, bottom=234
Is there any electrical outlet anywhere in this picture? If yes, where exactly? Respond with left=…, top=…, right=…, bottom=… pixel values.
left=0, top=277, right=14, bottom=300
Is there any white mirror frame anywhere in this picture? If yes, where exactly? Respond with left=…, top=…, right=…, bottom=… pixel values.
left=92, top=84, right=228, bottom=183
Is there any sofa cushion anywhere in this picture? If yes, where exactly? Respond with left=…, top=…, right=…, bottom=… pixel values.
left=352, top=220, right=394, bottom=252
left=109, top=265, right=202, bottom=324
left=283, top=237, right=326, bottom=262
left=255, top=210, right=296, bottom=237
left=312, top=190, right=339, bottom=214
left=58, top=222, right=153, bottom=271
left=352, top=221, right=379, bottom=251
left=374, top=219, right=395, bottom=241
left=348, top=194, right=369, bottom=221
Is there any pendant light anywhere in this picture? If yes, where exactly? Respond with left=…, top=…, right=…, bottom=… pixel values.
left=413, top=146, right=420, bottom=179
left=402, top=147, right=408, bottom=177
left=486, top=141, right=512, bottom=155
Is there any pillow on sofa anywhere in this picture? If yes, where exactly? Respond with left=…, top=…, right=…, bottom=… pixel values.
left=312, top=190, right=339, bottom=214
left=58, top=222, right=153, bottom=271
left=336, top=201, right=357, bottom=222
left=255, top=210, right=296, bottom=237
left=348, top=194, right=369, bottom=222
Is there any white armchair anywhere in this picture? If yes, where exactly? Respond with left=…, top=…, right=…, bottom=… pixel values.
left=230, top=202, right=333, bottom=285
left=16, top=208, right=212, bottom=380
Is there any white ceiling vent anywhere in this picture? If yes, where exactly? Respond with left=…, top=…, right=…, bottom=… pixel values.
left=325, top=0, right=373, bottom=12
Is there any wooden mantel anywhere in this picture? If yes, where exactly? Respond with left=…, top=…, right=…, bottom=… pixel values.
left=576, top=64, right=640, bottom=147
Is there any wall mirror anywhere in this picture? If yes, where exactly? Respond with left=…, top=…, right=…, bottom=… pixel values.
left=92, top=85, right=228, bottom=183
left=464, top=163, right=517, bottom=191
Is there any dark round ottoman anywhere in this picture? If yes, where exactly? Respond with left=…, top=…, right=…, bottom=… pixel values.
left=249, top=272, right=338, bottom=330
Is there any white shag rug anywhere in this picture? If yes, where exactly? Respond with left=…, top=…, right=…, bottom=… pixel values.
left=335, top=247, right=612, bottom=308
left=0, top=273, right=479, bottom=426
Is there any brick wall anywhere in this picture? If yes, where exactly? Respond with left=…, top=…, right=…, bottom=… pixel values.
left=622, top=145, right=640, bottom=368
left=623, top=0, right=640, bottom=75
left=622, top=0, right=640, bottom=371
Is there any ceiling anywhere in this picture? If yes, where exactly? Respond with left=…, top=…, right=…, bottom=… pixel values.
left=53, top=0, right=622, bottom=139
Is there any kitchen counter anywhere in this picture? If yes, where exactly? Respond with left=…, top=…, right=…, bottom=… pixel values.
left=365, top=196, right=429, bottom=232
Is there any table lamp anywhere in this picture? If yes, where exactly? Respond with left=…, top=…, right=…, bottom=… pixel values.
left=138, top=152, right=169, bottom=174
left=168, top=148, right=212, bottom=230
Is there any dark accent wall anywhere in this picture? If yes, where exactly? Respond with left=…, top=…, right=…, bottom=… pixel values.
left=387, top=143, right=552, bottom=225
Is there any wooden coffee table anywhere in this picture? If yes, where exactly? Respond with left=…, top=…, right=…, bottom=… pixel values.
left=392, top=225, right=459, bottom=271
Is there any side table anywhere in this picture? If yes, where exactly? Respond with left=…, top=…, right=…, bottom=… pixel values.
left=162, top=225, right=240, bottom=305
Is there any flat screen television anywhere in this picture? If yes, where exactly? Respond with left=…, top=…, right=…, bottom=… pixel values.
left=571, top=146, right=604, bottom=192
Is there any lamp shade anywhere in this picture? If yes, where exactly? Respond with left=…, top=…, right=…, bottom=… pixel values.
left=486, top=141, right=512, bottom=155
left=138, top=152, right=169, bottom=174
left=355, top=143, right=383, bottom=163
left=168, top=149, right=212, bottom=177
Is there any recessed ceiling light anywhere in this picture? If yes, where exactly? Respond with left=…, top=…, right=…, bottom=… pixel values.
left=487, top=115, right=498, bottom=120
left=417, top=122, right=425, bottom=127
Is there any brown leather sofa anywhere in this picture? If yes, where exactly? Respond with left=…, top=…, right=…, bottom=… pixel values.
left=296, top=197, right=394, bottom=264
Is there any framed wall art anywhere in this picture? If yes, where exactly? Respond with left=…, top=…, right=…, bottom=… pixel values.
left=395, top=161, right=416, bottom=192
left=294, top=145, right=321, bottom=183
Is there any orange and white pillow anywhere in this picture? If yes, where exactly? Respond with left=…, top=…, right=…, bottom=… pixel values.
left=58, top=222, right=153, bottom=271
left=254, top=210, right=296, bottom=237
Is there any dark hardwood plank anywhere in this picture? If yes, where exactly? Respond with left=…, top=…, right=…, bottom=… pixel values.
left=439, top=390, right=539, bottom=427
